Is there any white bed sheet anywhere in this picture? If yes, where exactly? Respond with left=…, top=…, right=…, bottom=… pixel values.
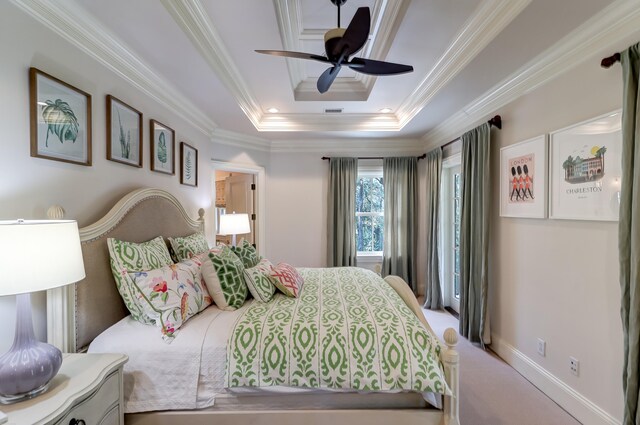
left=89, top=300, right=441, bottom=413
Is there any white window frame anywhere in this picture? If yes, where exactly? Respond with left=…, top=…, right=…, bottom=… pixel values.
left=440, top=154, right=461, bottom=313
left=356, top=165, right=384, bottom=259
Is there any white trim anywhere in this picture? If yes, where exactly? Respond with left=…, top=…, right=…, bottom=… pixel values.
left=160, top=0, right=263, bottom=128
left=211, top=161, right=267, bottom=258
left=396, top=0, right=531, bottom=128
left=491, top=335, right=621, bottom=425
left=271, top=138, right=424, bottom=154
left=10, top=0, right=216, bottom=136
left=423, top=0, right=640, bottom=148
left=211, top=128, right=271, bottom=152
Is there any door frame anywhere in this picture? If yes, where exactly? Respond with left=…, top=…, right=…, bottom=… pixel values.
left=212, top=160, right=266, bottom=257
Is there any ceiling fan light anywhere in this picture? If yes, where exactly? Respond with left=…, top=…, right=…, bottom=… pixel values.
left=324, top=28, right=346, bottom=43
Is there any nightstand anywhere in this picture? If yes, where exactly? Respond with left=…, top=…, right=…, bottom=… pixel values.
left=2, top=353, right=127, bottom=425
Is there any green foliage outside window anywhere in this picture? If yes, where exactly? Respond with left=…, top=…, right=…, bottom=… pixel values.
left=355, top=176, right=384, bottom=253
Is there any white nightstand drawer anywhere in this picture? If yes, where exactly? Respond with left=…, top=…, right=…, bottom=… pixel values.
left=55, top=371, right=119, bottom=425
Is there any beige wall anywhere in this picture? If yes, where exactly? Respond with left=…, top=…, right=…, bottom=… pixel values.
left=0, top=3, right=216, bottom=353
left=488, top=54, right=624, bottom=422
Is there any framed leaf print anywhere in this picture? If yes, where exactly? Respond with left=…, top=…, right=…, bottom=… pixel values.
left=180, top=142, right=198, bottom=187
left=150, top=119, right=175, bottom=175
left=29, top=68, right=92, bottom=166
left=107, top=95, right=143, bottom=167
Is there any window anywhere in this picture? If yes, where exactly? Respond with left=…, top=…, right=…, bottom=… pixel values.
left=441, top=155, right=461, bottom=313
left=355, top=168, right=384, bottom=255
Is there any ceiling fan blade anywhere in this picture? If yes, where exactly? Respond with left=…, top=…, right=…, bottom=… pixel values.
left=331, top=7, right=370, bottom=59
left=317, top=65, right=341, bottom=93
left=255, top=50, right=330, bottom=64
left=347, top=57, right=413, bottom=75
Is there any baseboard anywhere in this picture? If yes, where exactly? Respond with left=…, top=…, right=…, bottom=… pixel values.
left=490, top=335, right=620, bottom=425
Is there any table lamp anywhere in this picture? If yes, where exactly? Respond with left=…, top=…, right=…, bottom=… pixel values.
left=218, top=212, right=250, bottom=247
left=0, top=220, right=85, bottom=404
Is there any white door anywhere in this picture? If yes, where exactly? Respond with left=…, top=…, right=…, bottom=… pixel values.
left=442, top=161, right=461, bottom=314
left=224, top=174, right=256, bottom=245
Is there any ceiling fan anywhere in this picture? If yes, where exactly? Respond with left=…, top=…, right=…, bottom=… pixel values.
left=256, top=0, right=414, bottom=94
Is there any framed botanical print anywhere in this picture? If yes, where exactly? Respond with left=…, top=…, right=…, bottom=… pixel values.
left=499, top=135, right=548, bottom=218
left=106, top=95, right=143, bottom=167
left=180, top=142, right=198, bottom=187
left=549, top=110, right=622, bottom=221
left=150, top=119, right=175, bottom=175
left=29, top=67, right=92, bottom=166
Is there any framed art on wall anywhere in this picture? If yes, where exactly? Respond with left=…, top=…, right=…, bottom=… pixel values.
left=499, top=135, right=547, bottom=218
left=180, top=142, right=198, bottom=187
left=106, top=95, right=143, bottom=167
left=150, top=119, right=175, bottom=175
left=549, top=110, right=622, bottom=221
left=29, top=67, right=92, bottom=166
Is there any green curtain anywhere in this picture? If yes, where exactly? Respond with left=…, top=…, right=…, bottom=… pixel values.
left=424, top=148, right=443, bottom=309
left=459, top=123, right=491, bottom=347
left=327, top=157, right=358, bottom=267
left=382, top=156, right=417, bottom=291
left=620, top=42, right=640, bottom=425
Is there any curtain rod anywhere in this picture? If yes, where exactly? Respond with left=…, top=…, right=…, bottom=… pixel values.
left=601, top=52, right=620, bottom=68
left=322, top=153, right=427, bottom=161
left=321, top=115, right=501, bottom=161
left=440, top=115, right=502, bottom=149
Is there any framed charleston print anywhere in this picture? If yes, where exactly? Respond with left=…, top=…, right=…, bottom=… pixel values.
left=150, top=119, right=175, bottom=175
left=549, top=110, right=622, bottom=221
left=180, top=142, right=198, bottom=187
left=29, top=67, right=92, bottom=166
left=107, top=95, right=143, bottom=167
left=499, top=135, right=547, bottom=218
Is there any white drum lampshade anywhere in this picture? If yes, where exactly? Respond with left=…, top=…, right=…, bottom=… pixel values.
left=0, top=220, right=85, bottom=404
left=218, top=213, right=250, bottom=247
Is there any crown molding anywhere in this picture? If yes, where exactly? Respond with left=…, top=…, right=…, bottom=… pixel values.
left=10, top=0, right=216, bottom=136
left=160, top=0, right=264, bottom=128
left=273, top=0, right=408, bottom=102
left=422, top=0, right=640, bottom=149
left=211, top=128, right=271, bottom=152
left=259, top=112, right=400, bottom=132
left=270, top=137, right=424, bottom=154
left=395, top=0, right=531, bottom=128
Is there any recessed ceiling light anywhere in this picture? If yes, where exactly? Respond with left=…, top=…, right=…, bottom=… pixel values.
left=267, top=107, right=279, bottom=113
left=379, top=108, right=392, bottom=113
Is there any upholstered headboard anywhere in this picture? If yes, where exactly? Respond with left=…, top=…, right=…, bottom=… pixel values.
left=46, top=188, right=204, bottom=352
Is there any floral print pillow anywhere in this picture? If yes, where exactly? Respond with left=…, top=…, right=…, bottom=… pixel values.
left=128, top=256, right=212, bottom=342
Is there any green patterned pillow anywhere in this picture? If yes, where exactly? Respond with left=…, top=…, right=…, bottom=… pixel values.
left=128, top=257, right=212, bottom=342
left=168, top=232, right=209, bottom=261
left=230, top=239, right=260, bottom=268
left=107, top=236, right=174, bottom=324
left=243, top=259, right=277, bottom=303
left=201, top=245, right=248, bottom=311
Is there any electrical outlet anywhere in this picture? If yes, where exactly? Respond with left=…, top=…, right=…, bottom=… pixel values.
left=537, top=338, right=546, bottom=357
left=570, top=357, right=579, bottom=376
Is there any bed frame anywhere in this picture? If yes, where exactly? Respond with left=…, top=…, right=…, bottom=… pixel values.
left=45, top=188, right=460, bottom=425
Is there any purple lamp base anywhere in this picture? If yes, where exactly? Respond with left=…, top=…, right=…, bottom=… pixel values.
left=0, top=293, right=62, bottom=404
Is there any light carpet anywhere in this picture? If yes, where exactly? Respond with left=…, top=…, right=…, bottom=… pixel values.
left=423, top=309, right=581, bottom=425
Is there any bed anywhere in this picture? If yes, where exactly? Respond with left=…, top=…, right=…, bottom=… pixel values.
left=45, top=188, right=460, bottom=425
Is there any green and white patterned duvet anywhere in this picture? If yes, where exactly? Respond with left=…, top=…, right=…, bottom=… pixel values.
left=226, top=267, right=449, bottom=394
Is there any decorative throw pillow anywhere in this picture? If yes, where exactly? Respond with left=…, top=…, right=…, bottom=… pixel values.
left=243, top=259, right=277, bottom=303
left=201, top=245, right=248, bottom=311
left=168, top=232, right=209, bottom=261
left=269, top=262, right=304, bottom=298
left=107, top=236, right=174, bottom=324
left=128, top=257, right=212, bottom=342
left=230, top=239, right=260, bottom=268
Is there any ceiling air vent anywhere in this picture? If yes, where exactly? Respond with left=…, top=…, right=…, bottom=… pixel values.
left=324, top=108, right=343, bottom=114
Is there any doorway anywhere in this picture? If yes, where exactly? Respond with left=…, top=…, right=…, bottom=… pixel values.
left=212, top=161, right=266, bottom=256
left=215, top=171, right=255, bottom=246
